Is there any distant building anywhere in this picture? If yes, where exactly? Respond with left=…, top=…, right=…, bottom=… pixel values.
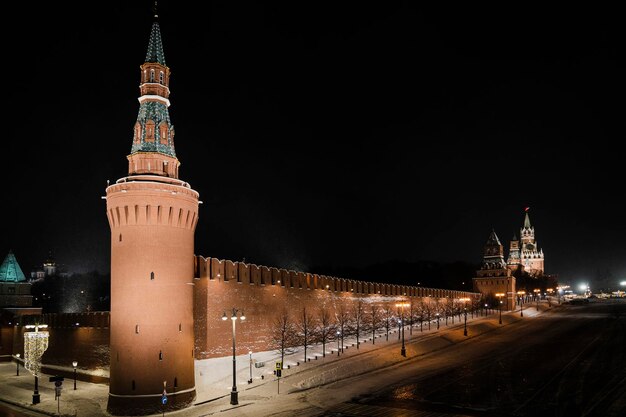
left=473, top=230, right=516, bottom=310
left=508, top=210, right=545, bottom=276
left=43, top=251, right=57, bottom=276
left=30, top=251, right=62, bottom=280
left=0, top=251, right=34, bottom=307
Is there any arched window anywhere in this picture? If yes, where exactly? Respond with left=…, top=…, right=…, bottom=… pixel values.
left=145, top=120, right=155, bottom=142
left=150, top=69, right=155, bottom=82
left=159, top=71, right=164, bottom=84
left=133, top=123, right=142, bottom=144
left=159, top=122, right=168, bottom=145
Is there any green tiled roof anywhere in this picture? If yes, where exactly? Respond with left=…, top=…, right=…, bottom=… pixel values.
left=524, top=212, right=532, bottom=228
left=486, top=229, right=501, bottom=246
left=130, top=101, right=176, bottom=157
left=145, top=21, right=166, bottom=65
left=0, top=251, right=27, bottom=282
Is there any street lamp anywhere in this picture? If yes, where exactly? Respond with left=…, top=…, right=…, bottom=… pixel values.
left=16, top=353, right=20, bottom=376
left=396, top=303, right=409, bottom=357
left=248, top=351, right=253, bottom=384
left=436, top=313, right=440, bottom=330
left=72, top=361, right=78, bottom=390
left=495, top=293, right=505, bottom=324
left=517, top=291, right=526, bottom=317
left=222, top=308, right=246, bottom=405
left=459, top=298, right=470, bottom=336
left=336, top=331, right=341, bottom=356
left=24, top=324, right=49, bottom=405
left=534, top=289, right=540, bottom=310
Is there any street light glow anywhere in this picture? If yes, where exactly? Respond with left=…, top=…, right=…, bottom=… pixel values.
left=620, top=281, right=626, bottom=286
left=579, top=283, right=588, bottom=291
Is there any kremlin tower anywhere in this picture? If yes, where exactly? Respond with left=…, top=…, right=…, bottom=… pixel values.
left=516, top=210, right=545, bottom=276
left=105, top=7, right=199, bottom=414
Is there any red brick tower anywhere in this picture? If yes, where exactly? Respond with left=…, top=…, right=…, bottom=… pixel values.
left=105, top=7, right=199, bottom=415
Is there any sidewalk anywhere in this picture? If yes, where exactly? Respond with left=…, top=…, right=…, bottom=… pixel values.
left=0, top=302, right=550, bottom=416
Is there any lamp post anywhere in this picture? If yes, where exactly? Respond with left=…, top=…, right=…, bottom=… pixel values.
left=436, top=313, right=440, bottom=330
left=16, top=353, right=20, bottom=376
left=336, top=331, right=340, bottom=356
left=248, top=351, right=252, bottom=384
left=517, top=291, right=525, bottom=317
left=222, top=308, right=246, bottom=405
left=495, top=293, right=504, bottom=324
left=24, top=324, right=49, bottom=405
left=459, top=298, right=470, bottom=336
left=72, top=361, right=78, bottom=390
left=396, top=303, right=409, bottom=357
left=534, top=289, right=540, bottom=310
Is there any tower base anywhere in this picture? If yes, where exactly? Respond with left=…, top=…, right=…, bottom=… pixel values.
left=107, top=389, right=195, bottom=416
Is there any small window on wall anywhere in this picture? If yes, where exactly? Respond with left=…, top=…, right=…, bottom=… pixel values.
left=150, top=69, right=155, bottom=82
left=119, top=234, right=122, bottom=242
left=151, top=272, right=155, bottom=280
left=159, top=71, right=164, bottom=84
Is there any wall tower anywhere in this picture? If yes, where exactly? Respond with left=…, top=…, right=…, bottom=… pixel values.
left=105, top=8, right=199, bottom=415
left=473, top=230, right=516, bottom=310
left=519, top=210, right=544, bottom=276
left=506, top=234, right=522, bottom=273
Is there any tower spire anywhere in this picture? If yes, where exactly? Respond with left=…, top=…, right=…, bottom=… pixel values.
left=145, top=8, right=166, bottom=65
left=127, top=6, right=179, bottom=178
left=524, top=211, right=531, bottom=228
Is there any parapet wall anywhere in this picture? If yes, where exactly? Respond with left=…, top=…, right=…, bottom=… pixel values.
left=193, top=256, right=479, bottom=359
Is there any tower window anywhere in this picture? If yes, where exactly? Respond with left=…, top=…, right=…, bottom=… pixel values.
left=179, top=323, right=182, bottom=332
left=150, top=69, right=155, bottom=82
left=159, top=71, right=164, bottom=84
left=150, top=272, right=155, bottom=280
left=132, top=380, right=136, bottom=390
left=119, top=234, right=122, bottom=242
left=159, top=351, right=163, bottom=361
left=174, top=377, right=178, bottom=388
left=135, top=324, right=139, bottom=334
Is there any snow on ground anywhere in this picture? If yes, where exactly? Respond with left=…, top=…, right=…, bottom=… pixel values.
left=0, top=305, right=547, bottom=416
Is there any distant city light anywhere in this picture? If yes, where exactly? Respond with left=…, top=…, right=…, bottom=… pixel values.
left=579, top=284, right=588, bottom=291
left=620, top=281, right=626, bottom=286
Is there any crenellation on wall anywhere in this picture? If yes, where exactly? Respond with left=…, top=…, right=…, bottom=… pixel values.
left=193, top=255, right=480, bottom=359
left=238, top=262, right=250, bottom=284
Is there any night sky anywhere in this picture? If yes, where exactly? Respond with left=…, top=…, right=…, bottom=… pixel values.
left=2, top=2, right=623, bottom=288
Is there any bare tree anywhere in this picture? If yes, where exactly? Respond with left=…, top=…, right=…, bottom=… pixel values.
left=296, top=307, right=315, bottom=363
left=382, top=303, right=394, bottom=341
left=409, top=299, right=416, bottom=336
left=270, top=308, right=296, bottom=367
left=369, top=303, right=381, bottom=344
left=444, top=299, right=453, bottom=325
left=417, top=301, right=425, bottom=332
left=351, top=298, right=366, bottom=349
left=316, top=306, right=335, bottom=358
left=423, top=301, right=433, bottom=331
left=335, top=303, right=351, bottom=352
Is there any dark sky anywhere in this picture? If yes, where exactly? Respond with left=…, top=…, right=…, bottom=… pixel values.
left=2, top=2, right=623, bottom=288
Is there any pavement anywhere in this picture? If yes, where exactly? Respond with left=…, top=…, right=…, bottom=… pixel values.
left=0, top=301, right=553, bottom=417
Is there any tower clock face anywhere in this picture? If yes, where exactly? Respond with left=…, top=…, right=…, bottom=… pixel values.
left=526, top=244, right=534, bottom=250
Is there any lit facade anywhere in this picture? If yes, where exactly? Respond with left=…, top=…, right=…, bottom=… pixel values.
left=105, top=13, right=198, bottom=415
left=473, top=231, right=516, bottom=310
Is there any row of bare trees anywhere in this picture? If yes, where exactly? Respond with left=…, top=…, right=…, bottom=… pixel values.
left=270, top=299, right=480, bottom=365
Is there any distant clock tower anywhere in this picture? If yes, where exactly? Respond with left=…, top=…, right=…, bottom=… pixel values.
left=519, top=210, right=545, bottom=276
